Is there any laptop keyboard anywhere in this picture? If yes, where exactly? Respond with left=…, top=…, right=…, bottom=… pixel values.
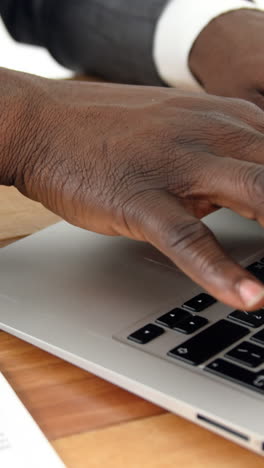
left=168, top=320, right=249, bottom=365
left=128, top=323, right=164, bottom=344
left=228, top=310, right=264, bottom=328
left=121, top=259, right=264, bottom=396
left=225, top=341, right=264, bottom=368
left=181, top=293, right=216, bottom=313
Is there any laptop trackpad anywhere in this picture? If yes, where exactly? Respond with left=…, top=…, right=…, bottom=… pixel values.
left=0, top=209, right=262, bottom=340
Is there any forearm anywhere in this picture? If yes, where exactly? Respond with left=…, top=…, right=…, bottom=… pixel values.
left=0, top=67, right=53, bottom=188
left=0, top=0, right=167, bottom=85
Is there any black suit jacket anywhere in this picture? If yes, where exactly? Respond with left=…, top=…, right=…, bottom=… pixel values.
left=0, top=0, right=256, bottom=85
left=0, top=0, right=170, bottom=84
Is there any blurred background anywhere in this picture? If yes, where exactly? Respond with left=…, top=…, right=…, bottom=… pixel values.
left=0, top=16, right=70, bottom=79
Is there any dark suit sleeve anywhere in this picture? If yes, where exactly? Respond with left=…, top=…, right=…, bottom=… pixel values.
left=0, top=0, right=168, bottom=85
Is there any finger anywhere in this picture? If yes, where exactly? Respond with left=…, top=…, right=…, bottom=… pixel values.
left=243, top=89, right=264, bottom=113
left=195, top=156, right=264, bottom=223
left=209, top=117, right=264, bottom=165
left=134, top=191, right=264, bottom=311
left=190, top=98, right=264, bottom=164
left=213, top=93, right=264, bottom=132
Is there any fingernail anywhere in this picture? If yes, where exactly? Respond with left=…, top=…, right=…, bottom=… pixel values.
left=239, top=279, right=264, bottom=308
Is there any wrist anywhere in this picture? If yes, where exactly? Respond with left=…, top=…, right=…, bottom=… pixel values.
left=189, top=9, right=264, bottom=94
left=0, top=69, right=48, bottom=189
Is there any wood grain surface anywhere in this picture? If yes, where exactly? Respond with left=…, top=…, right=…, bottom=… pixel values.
left=0, top=186, right=263, bottom=467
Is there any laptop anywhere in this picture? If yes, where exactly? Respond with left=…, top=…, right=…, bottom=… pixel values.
left=0, top=208, right=263, bottom=455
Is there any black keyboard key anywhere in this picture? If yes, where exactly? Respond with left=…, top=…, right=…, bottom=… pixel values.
left=246, top=262, right=264, bottom=282
left=251, top=329, right=264, bottom=345
left=128, top=324, right=164, bottom=344
left=228, top=310, right=264, bottom=328
left=173, top=315, right=209, bottom=334
left=225, top=341, right=264, bottom=368
left=182, top=293, right=216, bottom=312
left=156, top=309, right=191, bottom=328
left=168, top=320, right=249, bottom=366
left=206, top=359, right=264, bottom=395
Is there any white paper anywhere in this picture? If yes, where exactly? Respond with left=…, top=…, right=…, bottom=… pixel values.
left=0, top=373, right=65, bottom=468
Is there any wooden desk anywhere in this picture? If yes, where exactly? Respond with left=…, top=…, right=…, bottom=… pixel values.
left=0, top=186, right=263, bottom=468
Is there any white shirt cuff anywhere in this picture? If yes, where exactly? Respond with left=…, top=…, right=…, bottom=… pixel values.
left=153, top=0, right=260, bottom=90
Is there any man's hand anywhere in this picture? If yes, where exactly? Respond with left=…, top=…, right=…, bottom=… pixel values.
left=189, top=9, right=264, bottom=109
left=3, top=68, right=264, bottom=311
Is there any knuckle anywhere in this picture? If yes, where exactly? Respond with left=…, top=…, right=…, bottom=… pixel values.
left=243, top=129, right=264, bottom=151
left=224, top=95, right=259, bottom=115
left=162, top=218, right=208, bottom=253
left=225, top=95, right=264, bottom=131
left=162, top=217, right=224, bottom=277
left=242, top=166, right=264, bottom=206
left=198, top=105, right=264, bottom=153
left=223, top=126, right=263, bottom=159
left=237, top=96, right=263, bottom=114
left=231, top=128, right=264, bottom=158
left=203, top=109, right=227, bottom=124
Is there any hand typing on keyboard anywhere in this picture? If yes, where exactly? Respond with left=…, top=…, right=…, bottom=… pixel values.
left=127, top=263, right=264, bottom=397
left=2, top=69, right=264, bottom=311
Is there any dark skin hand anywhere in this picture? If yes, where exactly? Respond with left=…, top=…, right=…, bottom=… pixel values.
left=189, top=9, right=264, bottom=109
left=3, top=68, right=264, bottom=311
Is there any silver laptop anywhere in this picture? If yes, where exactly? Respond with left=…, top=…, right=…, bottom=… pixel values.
left=0, top=208, right=263, bottom=455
